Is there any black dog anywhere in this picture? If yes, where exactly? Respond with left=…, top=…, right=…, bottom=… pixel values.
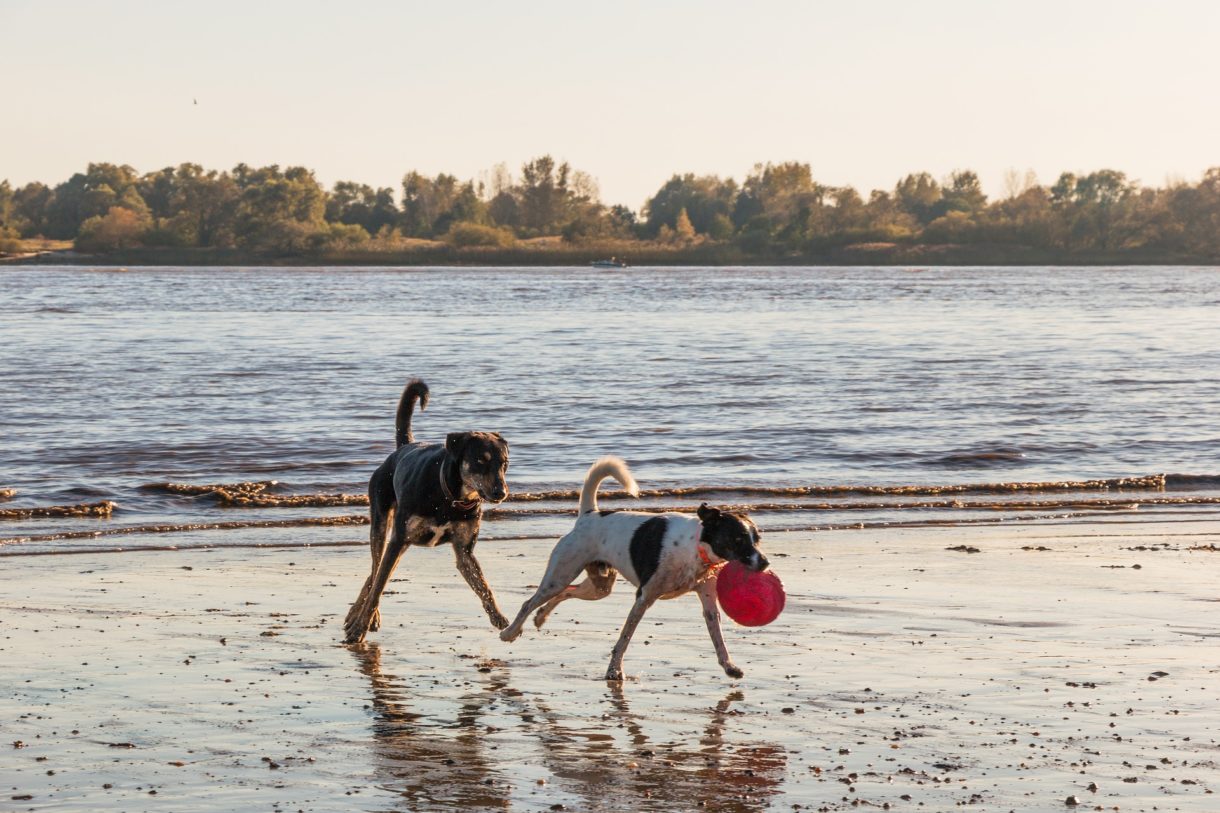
left=343, top=379, right=511, bottom=644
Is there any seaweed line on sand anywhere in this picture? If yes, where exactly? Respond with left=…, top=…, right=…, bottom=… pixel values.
left=0, top=500, right=116, bottom=520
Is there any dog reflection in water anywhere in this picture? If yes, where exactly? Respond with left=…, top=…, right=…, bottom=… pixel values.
left=525, top=685, right=788, bottom=812
left=350, top=643, right=510, bottom=809
left=352, top=643, right=786, bottom=811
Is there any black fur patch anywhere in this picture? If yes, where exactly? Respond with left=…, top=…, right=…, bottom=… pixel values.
left=629, top=516, right=667, bottom=586
left=598, top=509, right=618, bottom=517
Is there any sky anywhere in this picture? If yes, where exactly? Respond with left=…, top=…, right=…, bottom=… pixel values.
left=3, top=0, right=1219, bottom=210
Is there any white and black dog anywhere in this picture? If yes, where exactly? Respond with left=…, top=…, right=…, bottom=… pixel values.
left=500, top=457, right=769, bottom=681
left=344, top=379, right=511, bottom=644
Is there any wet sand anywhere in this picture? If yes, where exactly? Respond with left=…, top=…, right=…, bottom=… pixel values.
left=2, top=521, right=1217, bottom=812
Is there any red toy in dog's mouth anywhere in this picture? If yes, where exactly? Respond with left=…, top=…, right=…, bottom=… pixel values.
left=716, top=560, right=786, bottom=626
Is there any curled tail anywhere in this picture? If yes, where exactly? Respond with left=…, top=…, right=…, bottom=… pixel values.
left=579, top=456, right=640, bottom=514
left=395, top=379, right=430, bottom=448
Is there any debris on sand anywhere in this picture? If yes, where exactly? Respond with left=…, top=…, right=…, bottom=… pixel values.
left=946, top=545, right=981, bottom=554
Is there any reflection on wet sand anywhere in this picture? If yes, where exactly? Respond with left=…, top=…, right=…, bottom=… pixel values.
left=351, top=643, right=511, bottom=810
left=353, top=642, right=786, bottom=812
left=527, top=685, right=787, bottom=813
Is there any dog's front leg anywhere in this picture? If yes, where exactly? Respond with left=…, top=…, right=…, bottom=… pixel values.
left=696, top=580, right=743, bottom=679
left=606, top=591, right=656, bottom=682
left=453, top=542, right=509, bottom=630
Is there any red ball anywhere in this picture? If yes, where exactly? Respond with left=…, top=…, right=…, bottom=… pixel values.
left=716, top=561, right=786, bottom=626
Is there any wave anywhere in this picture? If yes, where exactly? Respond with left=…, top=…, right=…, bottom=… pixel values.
left=130, top=472, right=1197, bottom=513
left=8, top=492, right=1220, bottom=552
left=140, top=481, right=365, bottom=508
left=924, top=448, right=1026, bottom=468
left=482, top=494, right=1220, bottom=519
left=0, top=500, right=116, bottom=520
left=1164, top=473, right=1220, bottom=489
left=0, top=514, right=367, bottom=547
left=505, top=473, right=1171, bottom=502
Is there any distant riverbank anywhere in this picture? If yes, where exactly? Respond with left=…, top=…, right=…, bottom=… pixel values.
left=3, top=241, right=1214, bottom=267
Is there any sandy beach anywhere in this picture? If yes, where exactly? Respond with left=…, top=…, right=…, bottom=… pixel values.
left=2, top=519, right=1216, bottom=812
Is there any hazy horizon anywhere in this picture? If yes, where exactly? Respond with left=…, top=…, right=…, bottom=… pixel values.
left=3, top=0, right=1218, bottom=210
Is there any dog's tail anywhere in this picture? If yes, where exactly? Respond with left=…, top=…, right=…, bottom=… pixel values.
left=579, top=456, right=640, bottom=515
left=394, top=379, right=430, bottom=448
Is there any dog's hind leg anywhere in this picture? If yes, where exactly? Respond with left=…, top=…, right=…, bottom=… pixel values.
left=533, top=563, right=617, bottom=630
left=344, top=507, right=408, bottom=644
left=452, top=539, right=510, bottom=631
left=366, top=502, right=395, bottom=632
left=501, top=543, right=590, bottom=642
left=605, top=590, right=658, bottom=682
left=343, top=510, right=392, bottom=634
left=696, top=580, right=743, bottom=679
left=344, top=487, right=394, bottom=634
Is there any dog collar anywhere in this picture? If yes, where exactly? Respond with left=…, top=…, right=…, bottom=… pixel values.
left=698, top=544, right=725, bottom=573
left=440, top=459, right=480, bottom=511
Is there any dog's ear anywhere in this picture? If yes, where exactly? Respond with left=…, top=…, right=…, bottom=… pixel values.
left=446, top=432, right=471, bottom=458
left=697, top=502, right=720, bottom=523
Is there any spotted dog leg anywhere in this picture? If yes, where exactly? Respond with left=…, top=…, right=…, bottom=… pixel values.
left=605, top=591, right=658, bottom=682
left=696, top=579, right=743, bottom=679
left=452, top=541, right=509, bottom=630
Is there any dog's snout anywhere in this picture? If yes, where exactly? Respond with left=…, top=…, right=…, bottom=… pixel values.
left=751, top=552, right=769, bottom=572
left=490, top=486, right=508, bottom=503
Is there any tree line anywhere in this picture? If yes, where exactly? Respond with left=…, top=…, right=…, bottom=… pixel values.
left=3, top=157, right=1220, bottom=260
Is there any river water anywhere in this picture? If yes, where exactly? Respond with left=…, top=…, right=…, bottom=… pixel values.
left=3, top=265, right=1219, bottom=554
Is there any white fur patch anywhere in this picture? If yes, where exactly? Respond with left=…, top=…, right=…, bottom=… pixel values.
left=406, top=516, right=451, bottom=547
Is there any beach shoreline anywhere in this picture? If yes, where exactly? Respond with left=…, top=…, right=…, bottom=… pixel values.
left=3, top=520, right=1216, bottom=812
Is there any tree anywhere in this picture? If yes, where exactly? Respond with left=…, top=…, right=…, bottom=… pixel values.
left=1165, top=168, right=1220, bottom=257
left=231, top=164, right=328, bottom=253
left=517, top=155, right=570, bottom=235
left=642, top=173, right=737, bottom=236
left=0, top=181, right=15, bottom=232
left=674, top=207, right=695, bottom=242
left=894, top=172, right=942, bottom=225
left=44, top=163, right=145, bottom=239
left=11, top=182, right=53, bottom=236
left=167, top=164, right=239, bottom=247
left=938, top=170, right=987, bottom=216
left=1050, top=169, right=1135, bottom=250
left=327, top=181, right=399, bottom=236
left=707, top=213, right=733, bottom=240
left=400, top=173, right=484, bottom=238
left=0, top=181, right=19, bottom=252
left=734, top=162, right=827, bottom=248
left=75, top=206, right=149, bottom=252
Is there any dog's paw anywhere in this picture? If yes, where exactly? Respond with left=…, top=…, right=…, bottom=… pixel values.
left=724, top=664, right=744, bottom=680
left=489, top=610, right=510, bottom=630
left=499, top=626, right=520, bottom=643
left=343, top=616, right=369, bottom=645
left=605, top=667, right=625, bottom=682
left=532, top=607, right=551, bottom=629
left=368, top=608, right=381, bottom=632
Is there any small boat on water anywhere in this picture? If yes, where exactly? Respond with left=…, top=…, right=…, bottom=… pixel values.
left=591, top=257, right=628, bottom=269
